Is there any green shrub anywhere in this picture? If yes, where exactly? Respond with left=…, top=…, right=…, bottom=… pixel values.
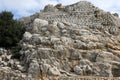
left=0, top=11, right=25, bottom=48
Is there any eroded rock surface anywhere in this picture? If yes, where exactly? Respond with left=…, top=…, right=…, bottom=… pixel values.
left=1, top=1, right=120, bottom=80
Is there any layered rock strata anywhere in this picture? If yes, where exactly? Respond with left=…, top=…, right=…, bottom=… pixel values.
left=1, top=1, right=120, bottom=80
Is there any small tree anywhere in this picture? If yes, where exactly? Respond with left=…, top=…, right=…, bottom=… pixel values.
left=0, top=11, right=25, bottom=48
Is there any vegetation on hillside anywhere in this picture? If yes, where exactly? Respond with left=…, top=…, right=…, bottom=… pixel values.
left=0, top=11, right=25, bottom=48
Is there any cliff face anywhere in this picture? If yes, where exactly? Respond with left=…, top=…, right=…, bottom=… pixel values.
left=1, top=1, right=120, bottom=80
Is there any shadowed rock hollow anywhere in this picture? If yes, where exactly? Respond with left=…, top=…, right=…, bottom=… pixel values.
left=1, top=1, right=120, bottom=80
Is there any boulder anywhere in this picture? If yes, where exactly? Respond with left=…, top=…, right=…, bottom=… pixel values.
left=44, top=4, right=58, bottom=12
left=93, top=63, right=113, bottom=77
left=23, top=32, right=32, bottom=41
left=73, top=66, right=83, bottom=75
left=48, top=67, right=61, bottom=76
left=33, top=18, right=48, bottom=33
left=28, top=60, right=40, bottom=79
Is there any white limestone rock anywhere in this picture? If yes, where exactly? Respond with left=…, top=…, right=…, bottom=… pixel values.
left=73, top=66, right=83, bottom=75
left=23, top=32, right=32, bottom=41
left=48, top=67, right=61, bottom=76
left=33, top=18, right=48, bottom=33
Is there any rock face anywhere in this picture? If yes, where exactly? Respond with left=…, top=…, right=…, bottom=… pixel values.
left=1, top=1, right=120, bottom=80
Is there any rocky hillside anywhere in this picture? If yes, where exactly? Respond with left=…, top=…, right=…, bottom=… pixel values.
left=1, top=1, right=120, bottom=80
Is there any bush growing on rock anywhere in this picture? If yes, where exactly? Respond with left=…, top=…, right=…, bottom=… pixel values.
left=0, top=11, right=25, bottom=48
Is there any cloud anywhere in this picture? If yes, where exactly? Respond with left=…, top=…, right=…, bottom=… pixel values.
left=57, top=0, right=80, bottom=5
left=87, top=0, right=120, bottom=12
left=0, top=0, right=120, bottom=19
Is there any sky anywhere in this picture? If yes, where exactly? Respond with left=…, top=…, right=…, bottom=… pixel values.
left=0, top=0, right=120, bottom=19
